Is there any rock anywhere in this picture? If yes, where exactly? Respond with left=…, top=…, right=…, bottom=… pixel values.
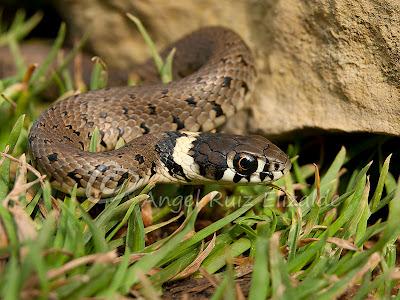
left=54, top=0, right=400, bottom=136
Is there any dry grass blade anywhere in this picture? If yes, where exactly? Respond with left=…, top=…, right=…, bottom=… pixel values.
left=0, top=151, right=46, bottom=187
left=172, top=233, right=217, bottom=280
left=236, top=282, right=246, bottom=300
left=197, top=191, right=220, bottom=211
left=22, top=63, right=37, bottom=86
left=346, top=252, right=381, bottom=289
left=136, top=270, right=162, bottom=300
left=8, top=204, right=37, bottom=242
left=46, top=250, right=117, bottom=280
left=0, top=217, right=8, bottom=252
left=0, top=94, right=17, bottom=109
left=144, top=212, right=184, bottom=234
left=199, top=268, right=220, bottom=287
left=0, top=146, right=10, bottom=167
left=73, top=50, right=86, bottom=91
left=151, top=191, right=220, bottom=251
left=3, top=154, right=45, bottom=205
left=298, top=237, right=358, bottom=251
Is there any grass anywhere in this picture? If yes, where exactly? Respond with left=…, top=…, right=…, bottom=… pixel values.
left=0, top=11, right=400, bottom=299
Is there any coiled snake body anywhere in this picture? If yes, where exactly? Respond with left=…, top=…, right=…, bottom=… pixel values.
left=28, top=27, right=291, bottom=198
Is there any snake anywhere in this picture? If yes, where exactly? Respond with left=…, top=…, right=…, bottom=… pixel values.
left=28, top=26, right=291, bottom=198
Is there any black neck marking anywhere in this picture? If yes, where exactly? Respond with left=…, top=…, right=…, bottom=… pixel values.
left=155, top=132, right=190, bottom=182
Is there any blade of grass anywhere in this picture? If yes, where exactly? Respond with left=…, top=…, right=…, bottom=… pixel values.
left=248, top=230, right=269, bottom=299
left=0, top=114, right=25, bottom=199
left=29, top=23, right=66, bottom=84
left=370, top=154, right=391, bottom=212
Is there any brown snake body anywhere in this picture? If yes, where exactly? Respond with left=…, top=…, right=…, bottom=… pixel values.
left=28, top=27, right=290, bottom=198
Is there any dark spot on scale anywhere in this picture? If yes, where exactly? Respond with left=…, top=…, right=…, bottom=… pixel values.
left=262, top=159, right=270, bottom=172
left=73, top=130, right=80, bottom=136
left=87, top=121, right=94, bottom=127
left=155, top=132, right=191, bottom=182
left=117, top=127, right=124, bottom=139
left=241, top=81, right=249, bottom=94
left=100, top=140, right=107, bottom=148
left=185, top=96, right=197, bottom=106
left=222, top=76, right=232, bottom=88
left=214, top=169, right=225, bottom=180
left=140, top=122, right=150, bottom=134
left=274, top=163, right=280, bottom=171
left=129, top=93, right=136, bottom=99
left=65, top=124, right=72, bottom=129
left=99, top=112, right=107, bottom=118
left=233, top=173, right=243, bottom=183
left=150, top=162, right=157, bottom=177
left=62, top=111, right=68, bottom=117
left=135, top=154, right=145, bottom=164
left=96, top=164, right=109, bottom=173
left=260, top=171, right=274, bottom=181
left=220, top=57, right=228, bottom=64
left=117, top=172, right=130, bottom=186
left=172, top=115, right=185, bottom=130
left=79, top=141, right=85, bottom=150
left=67, top=170, right=84, bottom=188
left=47, top=153, right=58, bottom=162
left=66, top=171, right=78, bottom=179
left=199, top=165, right=207, bottom=177
left=210, top=101, right=223, bottom=117
left=148, top=103, right=156, bottom=115
left=161, top=88, right=168, bottom=95
left=44, top=139, right=51, bottom=144
left=52, top=124, right=58, bottom=129
left=28, top=135, right=35, bottom=143
left=63, top=135, right=73, bottom=142
left=196, top=77, right=202, bottom=83
left=122, top=106, right=129, bottom=115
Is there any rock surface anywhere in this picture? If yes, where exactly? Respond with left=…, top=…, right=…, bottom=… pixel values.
left=54, top=0, right=400, bottom=137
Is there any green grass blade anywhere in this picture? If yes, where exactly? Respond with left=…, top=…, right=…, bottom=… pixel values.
left=0, top=114, right=25, bottom=199
left=370, top=154, right=391, bottom=212
left=127, top=204, right=145, bottom=252
left=29, top=23, right=66, bottom=84
left=90, top=56, right=108, bottom=90
left=160, top=48, right=175, bottom=83
left=126, top=14, right=163, bottom=72
left=89, top=127, right=100, bottom=152
left=248, top=235, right=269, bottom=300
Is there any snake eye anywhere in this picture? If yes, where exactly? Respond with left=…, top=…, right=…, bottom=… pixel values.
left=233, top=153, right=258, bottom=176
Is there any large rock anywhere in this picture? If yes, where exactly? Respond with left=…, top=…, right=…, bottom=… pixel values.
left=54, top=0, right=400, bottom=137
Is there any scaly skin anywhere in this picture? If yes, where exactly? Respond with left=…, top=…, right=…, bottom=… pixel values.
left=28, top=27, right=290, bottom=198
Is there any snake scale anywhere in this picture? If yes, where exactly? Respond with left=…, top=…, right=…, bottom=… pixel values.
left=28, top=27, right=291, bottom=198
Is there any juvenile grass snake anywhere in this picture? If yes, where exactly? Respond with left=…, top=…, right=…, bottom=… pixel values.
left=28, top=27, right=291, bottom=198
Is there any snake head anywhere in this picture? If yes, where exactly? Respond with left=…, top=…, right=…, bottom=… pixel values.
left=157, top=132, right=291, bottom=185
